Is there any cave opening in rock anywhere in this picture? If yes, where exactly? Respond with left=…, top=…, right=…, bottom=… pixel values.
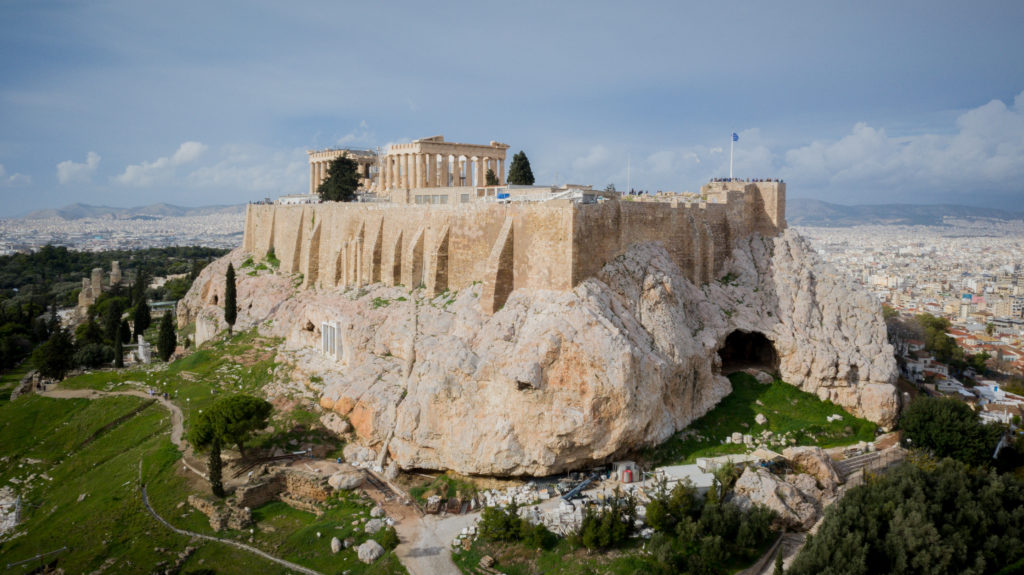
left=718, top=330, right=779, bottom=374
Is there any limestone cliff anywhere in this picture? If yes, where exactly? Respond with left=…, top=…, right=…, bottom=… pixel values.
left=179, top=229, right=899, bottom=476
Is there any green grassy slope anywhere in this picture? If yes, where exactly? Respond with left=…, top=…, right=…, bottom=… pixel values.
left=646, top=372, right=877, bottom=466
left=0, top=332, right=405, bottom=574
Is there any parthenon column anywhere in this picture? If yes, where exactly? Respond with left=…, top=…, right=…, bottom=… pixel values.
left=416, top=154, right=426, bottom=188
left=309, top=163, right=315, bottom=195
left=425, top=154, right=435, bottom=188
left=405, top=154, right=413, bottom=189
left=388, top=156, right=396, bottom=189
left=498, top=158, right=505, bottom=185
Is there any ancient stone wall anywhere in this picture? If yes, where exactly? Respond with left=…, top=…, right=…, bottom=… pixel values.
left=282, top=469, right=333, bottom=502
left=241, top=182, right=785, bottom=313
left=233, top=476, right=285, bottom=509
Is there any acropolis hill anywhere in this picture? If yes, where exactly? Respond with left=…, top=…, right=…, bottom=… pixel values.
left=180, top=136, right=898, bottom=476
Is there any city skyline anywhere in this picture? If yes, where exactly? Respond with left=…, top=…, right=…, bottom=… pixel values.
left=1, top=1, right=1023, bottom=216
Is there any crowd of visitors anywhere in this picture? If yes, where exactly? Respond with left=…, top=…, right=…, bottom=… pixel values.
left=709, top=177, right=784, bottom=183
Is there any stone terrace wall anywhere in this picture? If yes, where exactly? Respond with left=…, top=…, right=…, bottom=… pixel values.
left=241, top=183, right=785, bottom=313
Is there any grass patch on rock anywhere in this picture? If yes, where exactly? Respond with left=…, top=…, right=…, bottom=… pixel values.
left=646, top=372, right=876, bottom=466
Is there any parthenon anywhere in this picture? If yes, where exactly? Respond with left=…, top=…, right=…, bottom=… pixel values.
left=307, top=135, right=509, bottom=195
left=378, top=135, right=509, bottom=190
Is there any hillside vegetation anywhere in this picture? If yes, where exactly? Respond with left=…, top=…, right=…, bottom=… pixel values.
left=0, top=330, right=406, bottom=574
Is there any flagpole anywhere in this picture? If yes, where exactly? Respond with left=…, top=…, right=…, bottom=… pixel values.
left=729, top=136, right=734, bottom=179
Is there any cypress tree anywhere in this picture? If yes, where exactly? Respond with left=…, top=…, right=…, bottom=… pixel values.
left=120, top=319, right=131, bottom=344
left=507, top=151, right=535, bottom=185
left=133, top=300, right=151, bottom=340
left=208, top=439, right=224, bottom=498
left=224, top=263, right=237, bottom=334
left=114, top=322, right=124, bottom=368
left=158, top=312, right=176, bottom=362
left=774, top=548, right=785, bottom=574
left=132, top=267, right=150, bottom=306
left=104, top=299, right=124, bottom=343
left=485, top=168, right=498, bottom=185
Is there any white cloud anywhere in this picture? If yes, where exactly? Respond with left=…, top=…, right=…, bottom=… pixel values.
left=186, top=145, right=307, bottom=196
left=57, top=151, right=100, bottom=184
left=115, top=141, right=207, bottom=186
left=336, top=121, right=374, bottom=148
left=0, top=164, right=32, bottom=186
left=780, top=90, right=1024, bottom=199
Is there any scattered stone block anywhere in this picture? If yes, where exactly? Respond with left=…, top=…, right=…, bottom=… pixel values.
left=364, top=518, right=385, bottom=534
left=357, top=540, right=384, bottom=564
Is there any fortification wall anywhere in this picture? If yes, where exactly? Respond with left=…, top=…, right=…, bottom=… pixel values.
left=241, top=183, right=785, bottom=312
left=244, top=201, right=574, bottom=312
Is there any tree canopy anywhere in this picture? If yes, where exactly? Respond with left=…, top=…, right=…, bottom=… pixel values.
left=32, top=326, right=75, bottom=380
left=507, top=151, right=535, bottom=185
left=901, top=396, right=1003, bottom=465
left=485, top=168, right=498, bottom=185
left=188, top=394, right=273, bottom=457
left=788, top=459, right=1024, bottom=575
left=316, top=156, right=360, bottom=202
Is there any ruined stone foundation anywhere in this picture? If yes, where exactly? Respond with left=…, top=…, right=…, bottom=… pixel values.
left=180, top=229, right=899, bottom=476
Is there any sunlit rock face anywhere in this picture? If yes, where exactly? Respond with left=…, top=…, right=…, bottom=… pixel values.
left=181, top=230, right=898, bottom=476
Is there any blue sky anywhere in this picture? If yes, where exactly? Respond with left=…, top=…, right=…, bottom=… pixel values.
left=1, top=0, right=1023, bottom=216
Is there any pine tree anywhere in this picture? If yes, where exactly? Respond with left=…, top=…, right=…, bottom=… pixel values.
left=133, top=299, right=151, bottom=340
left=507, top=151, right=535, bottom=185
left=224, top=263, right=237, bottom=334
left=114, top=322, right=124, bottom=368
left=158, top=312, right=176, bottom=362
left=208, top=439, right=224, bottom=497
left=188, top=395, right=272, bottom=498
left=485, top=168, right=498, bottom=185
left=316, top=156, right=360, bottom=202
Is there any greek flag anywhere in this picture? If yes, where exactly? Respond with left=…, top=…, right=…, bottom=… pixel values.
left=732, top=132, right=739, bottom=142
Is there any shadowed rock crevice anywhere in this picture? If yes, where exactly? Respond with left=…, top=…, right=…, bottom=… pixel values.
left=718, top=330, right=779, bottom=375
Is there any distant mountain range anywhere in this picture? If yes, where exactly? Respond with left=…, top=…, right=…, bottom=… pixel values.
left=16, top=202, right=245, bottom=220
left=787, top=198, right=1024, bottom=227
left=11, top=199, right=1024, bottom=227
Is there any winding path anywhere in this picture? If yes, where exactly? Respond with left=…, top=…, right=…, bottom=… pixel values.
left=137, top=463, right=322, bottom=575
left=40, top=387, right=217, bottom=479
left=39, top=386, right=320, bottom=574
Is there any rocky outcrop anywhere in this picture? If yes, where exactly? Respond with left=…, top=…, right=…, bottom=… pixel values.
left=732, top=467, right=821, bottom=530
left=783, top=446, right=842, bottom=491
left=180, top=230, right=899, bottom=477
